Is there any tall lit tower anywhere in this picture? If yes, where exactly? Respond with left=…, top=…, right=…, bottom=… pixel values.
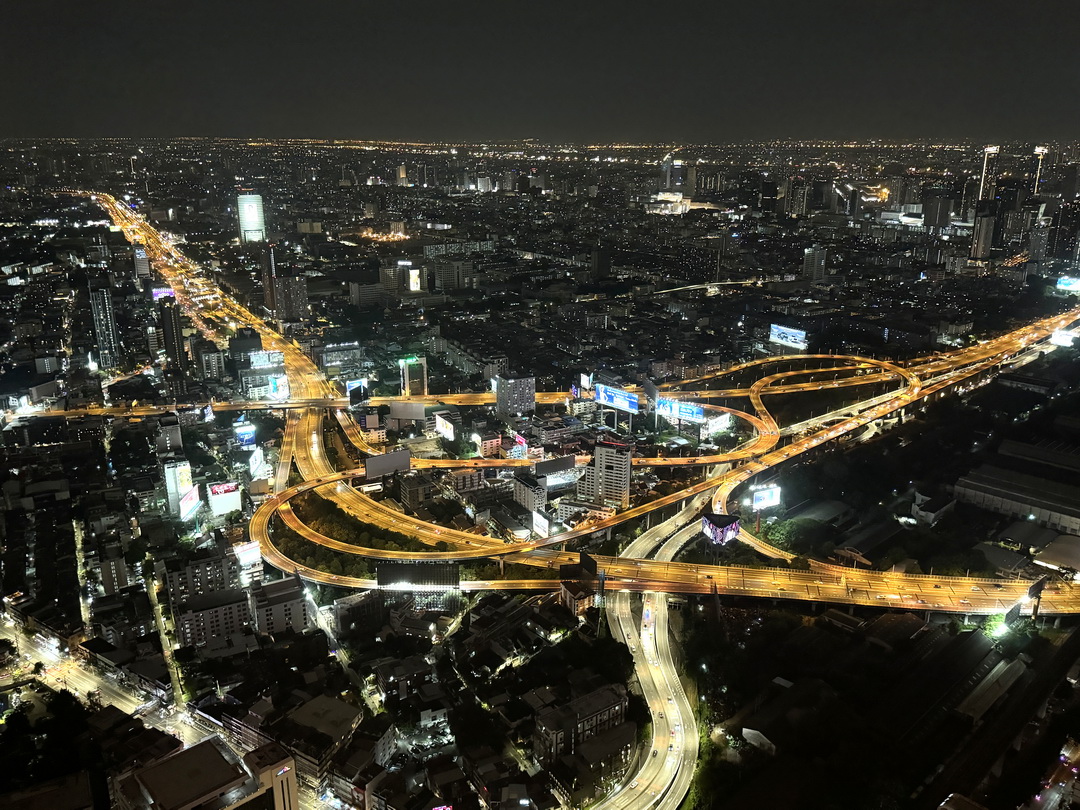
left=237, top=192, right=266, bottom=242
left=1032, top=146, right=1048, bottom=195
left=88, top=280, right=122, bottom=370
left=977, top=145, right=1000, bottom=202
left=158, top=296, right=189, bottom=373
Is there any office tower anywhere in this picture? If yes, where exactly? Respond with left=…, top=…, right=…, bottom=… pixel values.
left=495, top=374, right=536, bottom=418
left=590, top=244, right=612, bottom=282
left=785, top=177, right=811, bottom=217
left=237, top=192, right=266, bottom=242
left=576, top=440, right=632, bottom=509
left=1032, top=146, right=1049, bottom=195
left=801, top=245, right=827, bottom=281
left=396, top=164, right=408, bottom=186
left=261, top=244, right=278, bottom=312
left=89, top=280, right=123, bottom=369
left=158, top=296, right=189, bottom=373
left=922, top=188, right=954, bottom=231
left=970, top=202, right=997, bottom=260
left=977, top=145, right=1000, bottom=202
left=660, top=153, right=674, bottom=190
left=273, top=275, right=309, bottom=321
left=133, top=244, right=151, bottom=278
left=399, top=356, right=428, bottom=396
left=1047, top=201, right=1080, bottom=260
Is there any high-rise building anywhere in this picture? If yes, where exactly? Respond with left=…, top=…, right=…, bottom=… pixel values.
left=158, top=296, right=188, bottom=373
left=133, top=244, right=151, bottom=279
left=495, top=374, right=536, bottom=418
left=399, top=356, right=428, bottom=397
left=274, top=275, right=309, bottom=321
left=88, top=280, right=123, bottom=369
left=248, top=574, right=315, bottom=635
left=922, top=188, right=955, bottom=231
left=1032, top=146, right=1049, bottom=195
left=802, top=245, right=827, bottom=281
left=261, top=244, right=278, bottom=312
left=970, top=202, right=998, bottom=260
left=576, top=440, right=632, bottom=509
left=396, top=164, right=408, bottom=186
left=977, top=146, right=1000, bottom=202
left=237, top=192, right=266, bottom=242
left=513, top=473, right=548, bottom=513
left=785, top=177, right=811, bottom=217
left=1047, top=201, right=1080, bottom=260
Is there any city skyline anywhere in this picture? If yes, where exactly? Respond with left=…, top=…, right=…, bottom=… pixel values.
left=4, top=1, right=1080, bottom=142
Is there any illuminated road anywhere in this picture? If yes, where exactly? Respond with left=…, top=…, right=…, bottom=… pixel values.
left=80, top=190, right=1080, bottom=810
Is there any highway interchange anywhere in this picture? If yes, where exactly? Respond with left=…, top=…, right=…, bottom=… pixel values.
left=73, top=190, right=1080, bottom=810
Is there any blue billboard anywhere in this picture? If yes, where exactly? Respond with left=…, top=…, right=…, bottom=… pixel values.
left=234, top=419, right=257, bottom=448
left=1057, top=277, right=1080, bottom=292
left=656, top=398, right=705, bottom=423
left=594, top=383, right=639, bottom=414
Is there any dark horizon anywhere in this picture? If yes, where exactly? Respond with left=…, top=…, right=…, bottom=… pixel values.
left=4, top=1, right=1079, bottom=144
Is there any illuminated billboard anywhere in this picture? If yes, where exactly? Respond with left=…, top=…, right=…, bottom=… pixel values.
left=248, top=445, right=266, bottom=477
left=752, top=486, right=782, bottom=511
left=580, top=373, right=593, bottom=390
left=532, top=511, right=550, bottom=538
left=234, top=420, right=257, bottom=447
left=1057, top=277, right=1080, bottom=292
left=179, top=485, right=201, bottom=522
left=151, top=287, right=175, bottom=300
left=208, top=481, right=242, bottom=516
left=232, top=540, right=262, bottom=569
left=434, top=412, right=455, bottom=442
left=705, top=413, right=732, bottom=435
left=769, top=324, right=808, bottom=351
left=702, top=513, right=740, bottom=545
left=1051, top=330, right=1076, bottom=348
left=656, top=398, right=705, bottom=423
left=594, top=383, right=639, bottom=414
left=267, top=374, right=289, bottom=400
left=249, top=350, right=285, bottom=369
left=345, top=379, right=366, bottom=394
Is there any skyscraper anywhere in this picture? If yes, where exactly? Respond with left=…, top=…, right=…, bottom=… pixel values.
left=261, top=244, right=278, bottom=312
left=495, top=374, right=536, bottom=418
left=576, top=440, right=632, bottom=510
left=801, top=245, right=827, bottom=282
left=273, top=275, right=309, bottom=321
left=158, top=296, right=188, bottom=372
left=237, top=192, right=266, bottom=242
left=133, top=244, right=151, bottom=279
left=89, top=280, right=122, bottom=369
left=977, top=145, right=1000, bottom=202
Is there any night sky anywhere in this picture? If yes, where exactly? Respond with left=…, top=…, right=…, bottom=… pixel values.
left=3, top=1, right=1078, bottom=143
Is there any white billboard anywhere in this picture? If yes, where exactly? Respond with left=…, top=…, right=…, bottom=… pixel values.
left=1057, top=277, right=1080, bottom=292
left=434, top=412, right=455, bottom=441
left=769, top=324, right=808, bottom=350
left=532, top=511, right=550, bottom=538
left=705, top=413, right=733, bottom=435
left=164, top=460, right=194, bottom=516
left=1051, top=329, right=1076, bottom=348
left=249, top=350, right=285, bottom=369
left=248, top=445, right=266, bottom=478
left=208, top=481, right=242, bottom=516
left=179, top=485, right=201, bottom=522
